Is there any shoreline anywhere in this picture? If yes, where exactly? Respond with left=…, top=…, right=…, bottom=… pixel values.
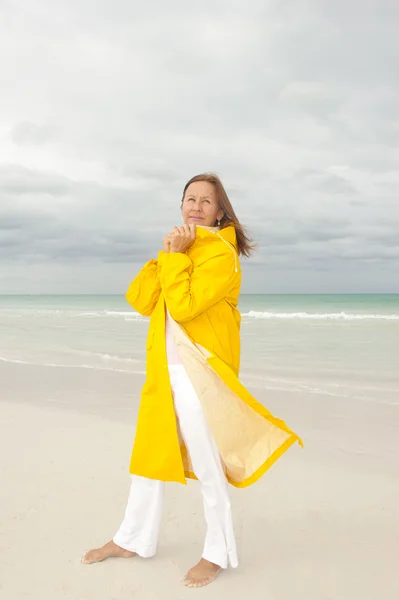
left=1, top=356, right=398, bottom=407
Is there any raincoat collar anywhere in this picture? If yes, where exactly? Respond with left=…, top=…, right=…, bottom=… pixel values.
left=196, top=224, right=237, bottom=247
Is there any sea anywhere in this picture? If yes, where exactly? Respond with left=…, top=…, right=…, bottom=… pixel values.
left=1, top=294, right=398, bottom=406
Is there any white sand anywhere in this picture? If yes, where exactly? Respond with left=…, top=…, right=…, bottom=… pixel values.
left=1, top=362, right=398, bottom=600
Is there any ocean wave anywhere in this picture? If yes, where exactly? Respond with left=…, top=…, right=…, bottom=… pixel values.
left=74, top=350, right=141, bottom=363
left=0, top=308, right=146, bottom=321
left=2, top=307, right=398, bottom=322
left=81, top=310, right=141, bottom=319
left=241, top=310, right=399, bottom=321
left=240, top=374, right=399, bottom=405
left=0, top=355, right=145, bottom=374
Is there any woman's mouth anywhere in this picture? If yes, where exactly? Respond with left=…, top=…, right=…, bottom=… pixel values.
left=189, top=216, right=203, bottom=221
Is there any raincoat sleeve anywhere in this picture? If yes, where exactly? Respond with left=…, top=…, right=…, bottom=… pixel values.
left=125, top=259, right=161, bottom=317
left=157, top=249, right=239, bottom=323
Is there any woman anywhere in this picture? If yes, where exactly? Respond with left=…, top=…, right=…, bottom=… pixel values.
left=82, top=173, right=302, bottom=588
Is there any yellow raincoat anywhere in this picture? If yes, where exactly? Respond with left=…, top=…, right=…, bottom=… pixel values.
left=126, top=225, right=303, bottom=488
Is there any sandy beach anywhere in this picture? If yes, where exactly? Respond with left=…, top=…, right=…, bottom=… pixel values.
left=1, top=361, right=398, bottom=600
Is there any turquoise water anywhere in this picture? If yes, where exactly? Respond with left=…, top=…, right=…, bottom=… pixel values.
left=1, top=294, right=398, bottom=405
left=1, top=293, right=398, bottom=318
left=239, top=294, right=399, bottom=316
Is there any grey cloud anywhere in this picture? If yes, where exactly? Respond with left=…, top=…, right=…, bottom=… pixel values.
left=10, top=121, right=58, bottom=145
left=122, top=166, right=182, bottom=184
left=0, top=165, right=70, bottom=196
left=360, top=232, right=399, bottom=248
left=0, top=219, right=157, bottom=264
left=0, top=214, right=53, bottom=231
left=0, top=176, right=165, bottom=265
left=292, top=169, right=358, bottom=195
left=279, top=82, right=344, bottom=119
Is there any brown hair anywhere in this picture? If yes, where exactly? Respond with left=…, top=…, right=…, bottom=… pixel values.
left=181, top=173, right=255, bottom=258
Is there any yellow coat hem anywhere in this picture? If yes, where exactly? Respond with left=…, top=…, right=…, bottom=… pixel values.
left=184, top=433, right=299, bottom=488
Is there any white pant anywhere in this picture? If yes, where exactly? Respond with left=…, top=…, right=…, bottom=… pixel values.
left=113, top=364, right=238, bottom=569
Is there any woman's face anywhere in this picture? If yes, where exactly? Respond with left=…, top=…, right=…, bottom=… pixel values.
left=181, top=181, right=224, bottom=227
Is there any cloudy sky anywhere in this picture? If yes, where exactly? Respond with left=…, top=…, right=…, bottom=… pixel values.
left=1, top=0, right=398, bottom=294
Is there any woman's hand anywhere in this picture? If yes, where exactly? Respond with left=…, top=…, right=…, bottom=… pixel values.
left=162, top=233, right=172, bottom=253
left=164, top=224, right=196, bottom=254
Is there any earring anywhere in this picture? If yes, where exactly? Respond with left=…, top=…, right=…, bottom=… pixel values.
left=217, top=219, right=221, bottom=226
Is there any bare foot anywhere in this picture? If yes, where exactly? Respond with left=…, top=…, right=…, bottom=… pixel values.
left=81, top=540, right=136, bottom=564
left=183, top=558, right=222, bottom=588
